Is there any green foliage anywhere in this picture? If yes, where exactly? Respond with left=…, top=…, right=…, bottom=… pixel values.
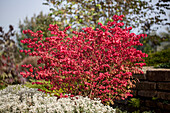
left=132, top=110, right=140, bottom=113
left=152, top=97, right=158, bottom=101
left=128, top=98, right=140, bottom=108
left=154, top=62, right=170, bottom=68
left=0, top=81, right=8, bottom=90
left=0, top=25, right=25, bottom=85
left=44, top=0, right=169, bottom=33
left=24, top=79, right=65, bottom=96
left=145, top=48, right=170, bottom=67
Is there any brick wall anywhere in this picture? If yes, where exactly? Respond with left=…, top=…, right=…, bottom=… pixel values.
left=111, top=69, right=170, bottom=113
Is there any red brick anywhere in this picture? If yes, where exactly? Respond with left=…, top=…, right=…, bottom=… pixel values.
left=157, top=92, right=170, bottom=100
left=163, top=111, right=170, bottom=113
left=146, top=70, right=170, bottom=81
left=157, top=102, right=170, bottom=111
left=135, top=81, right=156, bottom=90
left=138, top=90, right=157, bottom=97
left=157, top=82, right=170, bottom=91
left=140, top=106, right=151, bottom=112
left=153, top=109, right=162, bottom=113
left=164, top=104, right=170, bottom=111
left=145, top=100, right=157, bottom=108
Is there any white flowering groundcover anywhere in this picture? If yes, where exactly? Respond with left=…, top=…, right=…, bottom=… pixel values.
left=0, top=85, right=116, bottom=113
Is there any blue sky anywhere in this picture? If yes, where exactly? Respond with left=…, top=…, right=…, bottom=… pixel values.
left=0, top=0, right=50, bottom=32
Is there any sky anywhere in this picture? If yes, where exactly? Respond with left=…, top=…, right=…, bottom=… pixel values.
left=0, top=0, right=50, bottom=32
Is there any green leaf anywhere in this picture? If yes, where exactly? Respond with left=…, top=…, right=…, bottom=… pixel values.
left=96, top=4, right=101, bottom=8
left=75, top=16, right=78, bottom=19
left=1, top=73, right=7, bottom=80
left=42, top=3, right=49, bottom=5
left=49, top=8, right=55, bottom=11
left=79, top=19, right=83, bottom=23
left=58, top=10, right=63, bottom=14
left=8, top=73, right=12, bottom=78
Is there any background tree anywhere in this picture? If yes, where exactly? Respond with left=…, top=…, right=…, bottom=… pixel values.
left=135, top=31, right=166, bottom=53
left=16, top=11, right=55, bottom=51
left=43, top=0, right=169, bottom=33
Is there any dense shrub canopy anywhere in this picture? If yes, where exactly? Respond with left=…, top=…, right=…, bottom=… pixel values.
left=20, top=15, right=147, bottom=104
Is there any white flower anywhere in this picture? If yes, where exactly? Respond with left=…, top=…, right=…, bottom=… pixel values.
left=0, top=84, right=116, bottom=113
